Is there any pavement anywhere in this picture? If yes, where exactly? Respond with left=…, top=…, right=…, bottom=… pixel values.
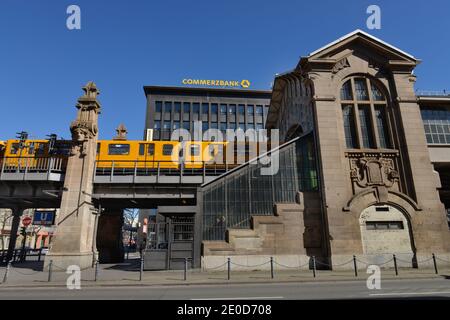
left=1, top=256, right=450, bottom=290
left=1, top=278, right=450, bottom=300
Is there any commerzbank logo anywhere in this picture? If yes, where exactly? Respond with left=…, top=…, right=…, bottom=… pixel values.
left=182, top=78, right=251, bottom=88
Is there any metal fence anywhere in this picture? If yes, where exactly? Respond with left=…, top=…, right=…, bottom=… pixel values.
left=0, top=248, right=46, bottom=264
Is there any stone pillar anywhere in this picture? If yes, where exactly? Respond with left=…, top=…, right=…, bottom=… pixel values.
left=96, top=210, right=124, bottom=263
left=5, top=208, right=24, bottom=262
left=45, top=82, right=101, bottom=270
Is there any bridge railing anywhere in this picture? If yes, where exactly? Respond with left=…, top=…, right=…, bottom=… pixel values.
left=0, top=156, right=67, bottom=181
left=94, top=160, right=236, bottom=183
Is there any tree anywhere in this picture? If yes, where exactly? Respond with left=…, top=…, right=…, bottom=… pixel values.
left=0, top=210, right=13, bottom=251
left=123, top=208, right=139, bottom=228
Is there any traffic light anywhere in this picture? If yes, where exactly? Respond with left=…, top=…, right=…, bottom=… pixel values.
left=47, top=133, right=57, bottom=154
left=16, top=131, right=28, bottom=150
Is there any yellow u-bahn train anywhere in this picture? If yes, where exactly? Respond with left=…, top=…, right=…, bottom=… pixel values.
left=0, top=138, right=261, bottom=171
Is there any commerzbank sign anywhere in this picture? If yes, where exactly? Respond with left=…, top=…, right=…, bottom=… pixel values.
left=182, top=78, right=251, bottom=88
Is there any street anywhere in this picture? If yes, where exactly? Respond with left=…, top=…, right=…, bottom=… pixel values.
left=0, top=278, right=449, bottom=300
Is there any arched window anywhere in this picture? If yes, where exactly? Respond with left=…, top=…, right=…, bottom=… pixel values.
left=340, top=78, right=392, bottom=149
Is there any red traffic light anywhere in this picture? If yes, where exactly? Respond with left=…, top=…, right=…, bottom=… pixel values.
left=22, top=216, right=32, bottom=227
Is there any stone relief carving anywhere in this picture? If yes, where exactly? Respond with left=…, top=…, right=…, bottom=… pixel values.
left=332, top=57, right=350, bottom=74
left=348, top=152, right=400, bottom=191
left=69, top=82, right=101, bottom=156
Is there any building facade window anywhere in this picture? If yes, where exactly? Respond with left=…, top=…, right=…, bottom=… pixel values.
left=202, top=103, right=209, bottom=115
left=421, top=107, right=450, bottom=144
left=155, top=101, right=163, bottom=113
left=342, top=104, right=358, bottom=148
left=358, top=104, right=375, bottom=148
left=211, top=103, right=218, bottom=114
left=164, top=101, right=172, bottom=113
left=220, top=104, right=227, bottom=114
left=193, top=103, right=200, bottom=114
left=340, top=78, right=392, bottom=149
left=256, top=105, right=263, bottom=115
left=183, top=102, right=190, bottom=113
left=174, top=102, right=181, bottom=113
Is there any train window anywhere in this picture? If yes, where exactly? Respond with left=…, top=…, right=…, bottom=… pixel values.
left=10, top=143, right=19, bottom=155
left=54, top=142, right=71, bottom=156
left=148, top=144, right=155, bottom=156
left=162, top=144, right=173, bottom=156
left=36, top=144, right=45, bottom=156
left=28, top=142, right=35, bottom=154
left=139, top=144, right=145, bottom=156
left=190, top=144, right=200, bottom=156
left=108, top=144, right=130, bottom=155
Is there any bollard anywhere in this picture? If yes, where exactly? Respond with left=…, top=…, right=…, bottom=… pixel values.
left=94, top=260, right=99, bottom=282
left=184, top=258, right=188, bottom=281
left=353, top=255, right=358, bottom=277
left=48, top=260, right=53, bottom=282
left=312, top=256, right=316, bottom=278
left=2, top=261, right=11, bottom=283
left=432, top=253, right=438, bottom=275
left=139, top=255, right=144, bottom=281
left=393, top=254, right=398, bottom=276
left=227, top=257, right=231, bottom=280
left=270, top=257, right=274, bottom=279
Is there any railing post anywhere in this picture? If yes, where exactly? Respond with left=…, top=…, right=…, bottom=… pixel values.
left=270, top=257, right=274, bottom=279
left=184, top=258, right=188, bottom=281
left=47, top=157, right=53, bottom=179
left=110, top=161, right=115, bottom=182
left=432, top=253, right=438, bottom=275
left=139, top=255, right=144, bottom=281
left=393, top=254, right=398, bottom=276
left=353, top=255, right=358, bottom=277
left=157, top=162, right=160, bottom=183
left=24, top=158, right=29, bottom=180
left=312, top=256, right=316, bottom=278
left=1, top=157, right=6, bottom=177
left=2, top=261, right=11, bottom=283
left=48, top=260, right=53, bottom=282
left=94, top=260, right=99, bottom=281
left=227, top=257, right=231, bottom=280
left=203, top=163, right=206, bottom=184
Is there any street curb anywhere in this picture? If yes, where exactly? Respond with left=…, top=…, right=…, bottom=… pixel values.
left=0, top=274, right=443, bottom=289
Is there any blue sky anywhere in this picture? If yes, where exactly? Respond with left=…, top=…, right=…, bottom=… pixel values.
left=0, top=0, right=449, bottom=140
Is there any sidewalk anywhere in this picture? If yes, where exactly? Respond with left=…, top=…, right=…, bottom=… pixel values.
left=1, top=259, right=449, bottom=288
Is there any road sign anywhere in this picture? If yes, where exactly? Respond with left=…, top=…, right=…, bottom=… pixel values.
left=33, top=210, right=56, bottom=226
left=22, top=216, right=32, bottom=227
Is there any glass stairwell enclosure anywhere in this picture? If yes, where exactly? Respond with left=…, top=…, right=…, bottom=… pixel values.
left=202, top=133, right=318, bottom=241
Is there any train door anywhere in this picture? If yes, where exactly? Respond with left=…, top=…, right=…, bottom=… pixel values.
left=147, top=143, right=155, bottom=169
left=185, top=142, right=202, bottom=169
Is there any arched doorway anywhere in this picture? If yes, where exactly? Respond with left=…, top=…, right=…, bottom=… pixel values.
left=359, top=205, right=414, bottom=256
